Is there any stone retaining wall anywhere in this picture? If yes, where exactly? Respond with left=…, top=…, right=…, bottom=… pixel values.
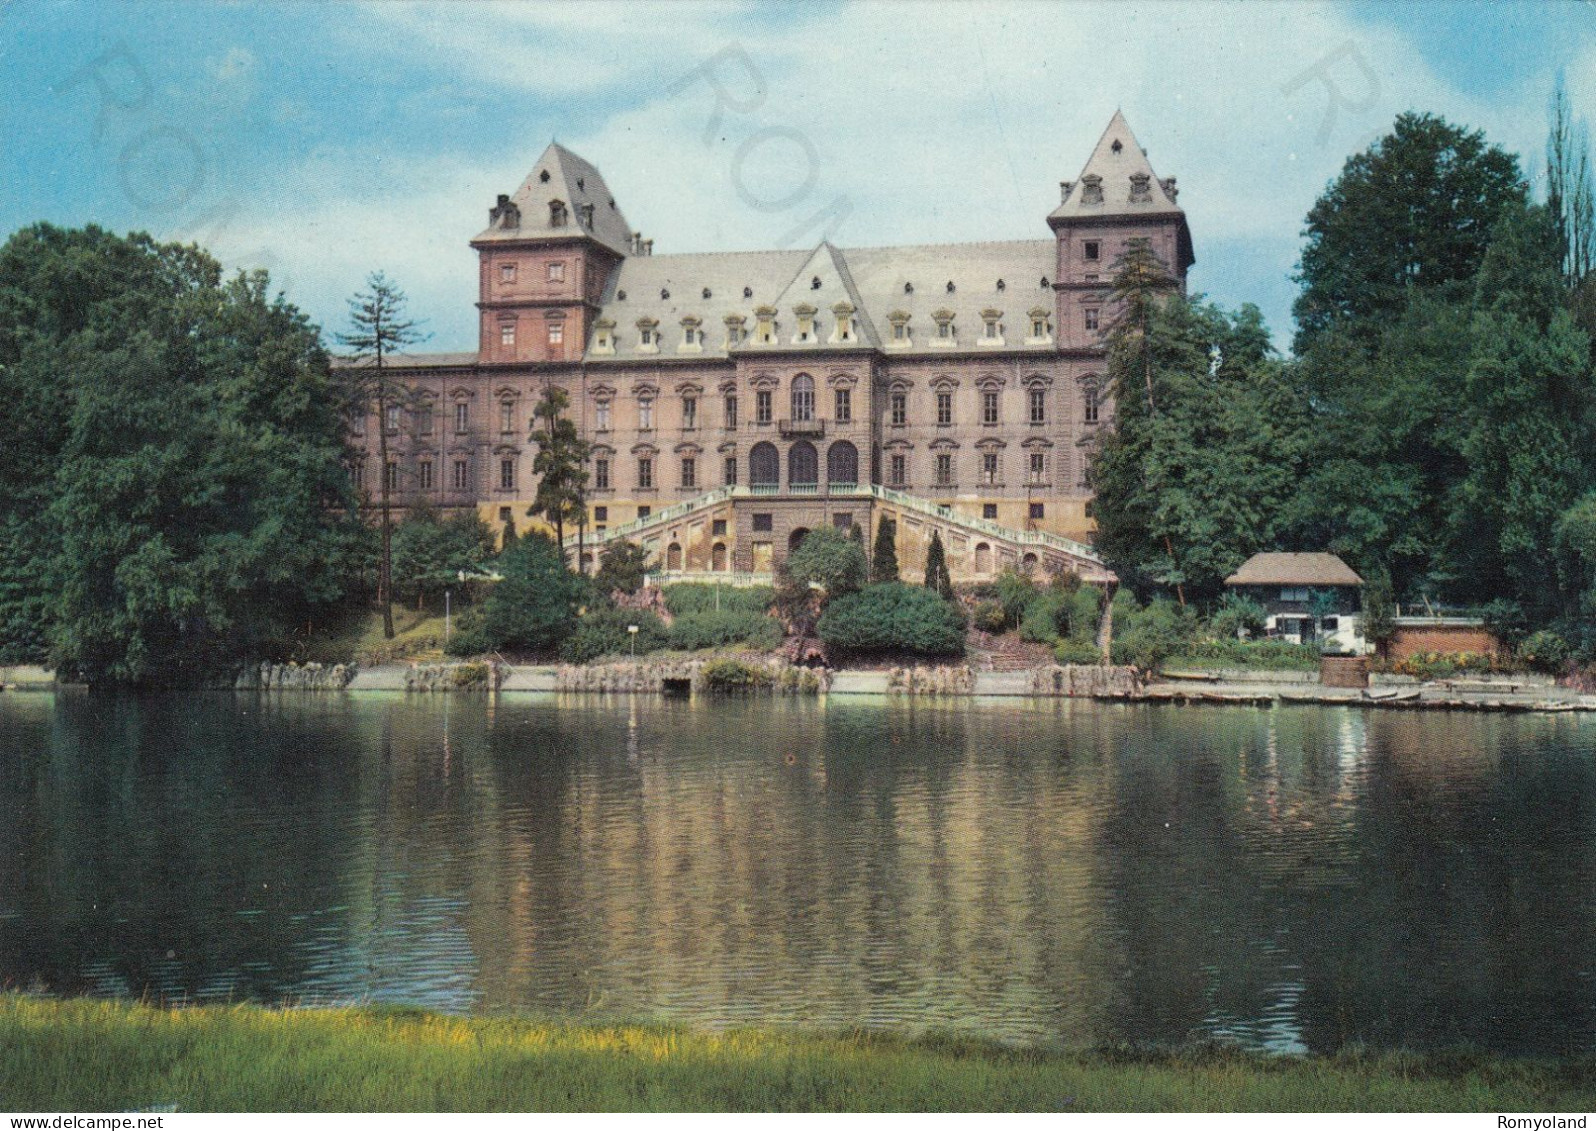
left=554, top=659, right=829, bottom=695
left=234, top=662, right=357, bottom=691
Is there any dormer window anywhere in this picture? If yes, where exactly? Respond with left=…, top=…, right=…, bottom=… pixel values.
left=679, top=316, right=703, bottom=352
left=1129, top=172, right=1152, bottom=203
left=981, top=309, right=1003, bottom=342
left=549, top=200, right=568, bottom=227
left=830, top=301, right=855, bottom=344
left=1111, top=139, right=1123, bottom=154
left=1027, top=307, right=1052, bottom=343
left=539, top=169, right=551, bottom=183
left=1083, top=240, right=1101, bottom=262
left=743, top=286, right=753, bottom=298
left=579, top=203, right=595, bottom=227
left=931, top=309, right=955, bottom=346
left=636, top=317, right=659, bottom=352
left=723, top=313, right=747, bottom=348
left=793, top=303, right=818, bottom=344
left=887, top=311, right=911, bottom=345
left=547, top=261, right=565, bottom=282
left=753, top=305, right=778, bottom=345
left=500, top=263, right=517, bottom=283
left=593, top=318, right=616, bottom=354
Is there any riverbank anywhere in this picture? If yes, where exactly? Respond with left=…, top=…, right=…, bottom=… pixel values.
left=3, top=996, right=1593, bottom=1112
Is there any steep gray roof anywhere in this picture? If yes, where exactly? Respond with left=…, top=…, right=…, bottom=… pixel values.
left=1049, top=109, right=1181, bottom=222
left=591, top=239, right=1060, bottom=360
left=472, top=142, right=634, bottom=257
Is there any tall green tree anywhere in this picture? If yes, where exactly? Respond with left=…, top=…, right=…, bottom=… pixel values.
left=1091, top=295, right=1310, bottom=603
left=389, top=500, right=495, bottom=607
left=923, top=529, right=953, bottom=600
left=787, top=526, right=867, bottom=598
left=1548, top=76, right=1595, bottom=291
left=1293, top=112, right=1523, bottom=355
left=338, top=271, right=428, bottom=640
left=0, top=224, right=361, bottom=682
left=528, top=383, right=590, bottom=561
left=870, top=516, right=900, bottom=583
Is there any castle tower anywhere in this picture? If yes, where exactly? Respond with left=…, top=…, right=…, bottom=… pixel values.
left=470, top=143, right=636, bottom=365
left=1048, top=110, right=1194, bottom=351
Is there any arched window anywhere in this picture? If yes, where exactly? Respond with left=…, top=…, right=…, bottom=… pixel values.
left=788, top=527, right=811, bottom=552
left=788, top=440, right=818, bottom=486
left=750, top=441, right=780, bottom=486
left=790, top=374, right=815, bottom=422
left=974, top=542, right=993, bottom=575
left=666, top=542, right=683, bottom=571
left=711, top=542, right=728, bottom=572
left=826, top=440, right=858, bottom=487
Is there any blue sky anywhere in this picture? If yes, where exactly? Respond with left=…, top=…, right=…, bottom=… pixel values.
left=2, top=0, right=1592, bottom=355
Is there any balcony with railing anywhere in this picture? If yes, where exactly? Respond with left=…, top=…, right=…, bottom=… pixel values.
left=778, top=417, right=826, bottom=438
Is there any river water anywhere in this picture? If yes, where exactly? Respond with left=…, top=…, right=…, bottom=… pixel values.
left=1, top=692, right=1593, bottom=1054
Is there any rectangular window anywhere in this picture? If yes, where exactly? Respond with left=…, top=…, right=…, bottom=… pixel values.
left=935, top=453, right=953, bottom=486
left=713, top=518, right=727, bottom=537
left=982, top=390, right=999, bottom=425
left=455, top=402, right=469, bottom=433
left=419, top=405, right=433, bottom=434
left=1029, top=451, right=1046, bottom=483
left=418, top=460, right=434, bottom=490
left=638, top=457, right=654, bottom=489
left=1281, top=586, right=1310, bottom=602
left=1032, top=317, right=1047, bottom=338
left=1029, top=388, right=1046, bottom=424
left=981, top=452, right=998, bottom=484
left=1084, top=389, right=1099, bottom=424
left=640, top=328, right=655, bottom=347
left=500, top=263, right=517, bottom=283
left=893, top=322, right=906, bottom=340
left=350, top=411, right=365, bottom=437
left=1084, top=308, right=1100, bottom=331
left=890, top=391, right=907, bottom=426
left=637, top=505, right=650, bottom=519
left=595, top=402, right=611, bottom=431
left=1083, top=240, right=1100, bottom=262
left=752, top=513, right=773, bottom=532
left=889, top=453, right=906, bottom=485
left=547, top=321, right=564, bottom=347
left=984, top=319, right=999, bottom=339
left=594, top=506, right=608, bottom=523
left=500, top=323, right=516, bottom=347
left=499, top=458, right=515, bottom=491
left=638, top=400, right=653, bottom=430
left=724, top=394, right=738, bottom=428
left=681, top=457, right=696, bottom=488
left=724, top=456, right=737, bottom=485
left=384, top=461, right=399, bottom=491
left=594, top=458, right=610, bottom=489
left=547, top=261, right=565, bottom=282
left=834, top=387, right=851, bottom=423
left=937, top=320, right=952, bottom=339
left=936, top=391, right=952, bottom=426
left=452, top=459, right=468, bottom=490
left=682, top=396, right=697, bottom=430
left=351, top=463, right=364, bottom=489
left=499, top=506, right=512, bottom=524
left=1029, top=502, right=1045, bottom=521
left=500, top=402, right=514, bottom=433
left=983, top=503, right=998, bottom=520
left=755, top=389, right=772, bottom=424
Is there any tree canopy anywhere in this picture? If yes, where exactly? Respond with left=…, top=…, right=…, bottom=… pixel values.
left=0, top=224, right=362, bottom=683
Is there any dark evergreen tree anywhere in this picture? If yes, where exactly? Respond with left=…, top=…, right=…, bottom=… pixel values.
left=528, top=383, right=590, bottom=560
left=870, top=516, right=900, bottom=583
left=923, top=529, right=954, bottom=600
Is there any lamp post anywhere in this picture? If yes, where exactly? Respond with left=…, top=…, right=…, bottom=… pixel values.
left=628, top=623, right=639, bottom=661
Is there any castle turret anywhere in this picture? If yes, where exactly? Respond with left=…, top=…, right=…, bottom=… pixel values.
left=1048, top=111, right=1193, bottom=351
left=470, top=142, right=633, bottom=364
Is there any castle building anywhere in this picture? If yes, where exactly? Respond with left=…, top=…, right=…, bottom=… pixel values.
left=342, top=111, right=1191, bottom=582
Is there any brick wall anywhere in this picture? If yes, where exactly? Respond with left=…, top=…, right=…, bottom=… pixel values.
left=1387, top=623, right=1500, bottom=661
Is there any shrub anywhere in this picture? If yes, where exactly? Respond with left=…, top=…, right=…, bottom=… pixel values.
left=816, top=582, right=966, bottom=657
left=560, top=607, right=668, bottom=663
left=1110, top=595, right=1198, bottom=670
left=1519, top=630, right=1572, bottom=674
left=662, top=583, right=776, bottom=617
left=1019, top=592, right=1068, bottom=644
left=870, top=517, right=900, bottom=583
left=667, top=609, right=784, bottom=651
left=1054, top=639, right=1101, bottom=665
left=454, top=532, right=584, bottom=655
left=1171, top=638, right=1323, bottom=671
left=698, top=657, right=774, bottom=693
left=788, top=527, right=868, bottom=598
left=1065, top=586, right=1103, bottom=645
left=972, top=600, right=1008, bottom=634
left=595, top=540, right=651, bottom=595
left=1208, top=593, right=1267, bottom=641
left=449, top=662, right=492, bottom=688
left=992, top=570, right=1037, bottom=629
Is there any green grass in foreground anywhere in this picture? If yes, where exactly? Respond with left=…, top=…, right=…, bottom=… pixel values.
left=3, top=997, right=1595, bottom=1112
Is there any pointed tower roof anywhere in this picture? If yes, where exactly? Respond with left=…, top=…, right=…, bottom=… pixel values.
left=769, top=241, right=880, bottom=348
left=472, top=142, right=634, bottom=256
left=1049, top=110, right=1182, bottom=222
